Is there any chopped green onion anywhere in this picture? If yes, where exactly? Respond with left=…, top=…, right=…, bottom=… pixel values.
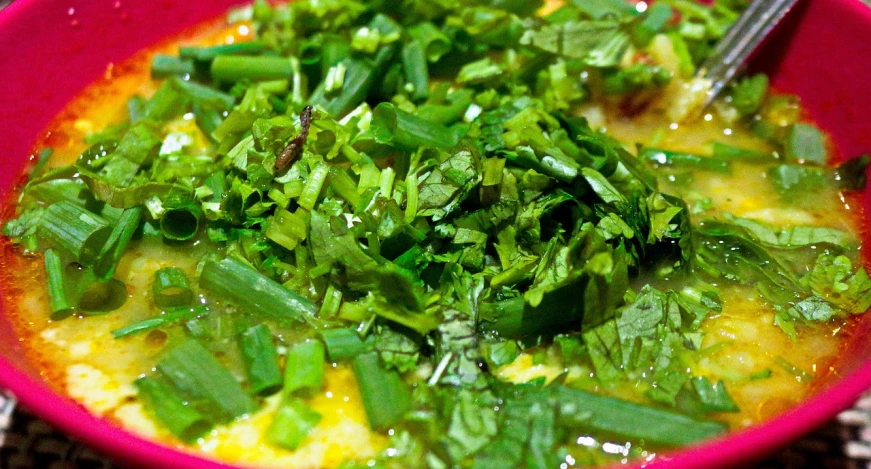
left=157, top=339, right=256, bottom=422
left=179, top=41, right=267, bottom=61
left=555, top=387, right=726, bottom=446
left=327, top=167, right=360, bottom=208
left=371, top=103, right=459, bottom=151
left=368, top=14, right=402, bottom=42
left=351, top=352, right=411, bottom=430
left=711, top=142, right=774, bottom=161
left=482, top=157, right=506, bottom=186
left=159, top=195, right=202, bottom=241
left=457, top=58, right=504, bottom=85
left=211, top=56, right=294, bottom=83
left=298, top=162, right=329, bottom=211
left=310, top=45, right=396, bottom=117
left=288, top=56, right=308, bottom=108
left=112, top=305, right=205, bottom=339
left=324, top=63, right=346, bottom=93
left=200, top=257, right=318, bottom=321
left=283, top=340, right=325, bottom=397
left=310, top=57, right=376, bottom=117
left=479, top=297, right=525, bottom=338
left=151, top=55, right=196, bottom=79
left=378, top=166, right=396, bottom=199
left=318, top=285, right=343, bottom=318
left=318, top=328, right=369, bottom=362
left=152, top=267, right=194, bottom=308
left=404, top=172, right=419, bottom=223
left=407, top=22, right=450, bottom=62
left=39, top=201, right=112, bottom=266
left=25, top=178, right=92, bottom=209
left=265, top=208, right=308, bottom=251
left=401, top=40, right=429, bottom=102
left=415, top=89, right=473, bottom=126
left=319, top=34, right=352, bottom=72
left=143, top=79, right=188, bottom=121
left=357, top=164, right=381, bottom=193
left=266, top=398, right=322, bottom=450
left=44, top=249, right=74, bottom=320
left=240, top=324, right=283, bottom=396
left=135, top=377, right=213, bottom=441
left=640, top=148, right=731, bottom=173
left=95, top=207, right=142, bottom=279
left=295, top=37, right=322, bottom=66
left=28, top=148, right=54, bottom=182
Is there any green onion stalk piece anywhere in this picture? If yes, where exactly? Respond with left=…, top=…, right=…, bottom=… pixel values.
left=555, top=387, right=727, bottom=446
left=318, top=328, right=369, bottom=362
left=159, top=196, right=203, bottom=241
left=240, top=324, right=284, bottom=396
left=352, top=352, right=411, bottom=430
left=39, top=201, right=113, bottom=266
left=135, top=376, right=213, bottom=442
left=371, top=103, right=460, bottom=151
left=639, top=148, right=731, bottom=174
left=211, top=56, right=294, bottom=83
left=266, top=398, right=322, bottom=450
left=199, top=257, right=318, bottom=321
left=95, top=207, right=143, bottom=279
left=309, top=45, right=397, bottom=117
left=151, top=55, right=196, bottom=79
left=180, top=41, right=267, bottom=62
left=407, top=22, right=451, bottom=62
left=156, top=339, right=256, bottom=423
left=112, top=305, right=205, bottom=339
left=152, top=267, right=194, bottom=308
left=44, top=249, right=75, bottom=320
left=283, top=340, right=326, bottom=397
left=401, top=40, right=429, bottom=102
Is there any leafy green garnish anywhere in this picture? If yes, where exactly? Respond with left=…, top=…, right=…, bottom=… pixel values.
left=3, top=0, right=867, bottom=466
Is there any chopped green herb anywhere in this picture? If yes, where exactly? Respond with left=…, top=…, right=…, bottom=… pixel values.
left=3, top=0, right=867, bottom=465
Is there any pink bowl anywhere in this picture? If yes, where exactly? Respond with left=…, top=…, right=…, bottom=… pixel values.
left=1, top=0, right=870, bottom=468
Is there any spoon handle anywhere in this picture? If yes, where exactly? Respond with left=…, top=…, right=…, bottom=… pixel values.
left=698, top=0, right=802, bottom=108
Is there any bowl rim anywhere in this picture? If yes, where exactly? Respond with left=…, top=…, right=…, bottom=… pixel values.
left=1, top=0, right=871, bottom=468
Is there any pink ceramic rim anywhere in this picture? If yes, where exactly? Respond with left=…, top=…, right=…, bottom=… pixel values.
left=0, top=1, right=870, bottom=468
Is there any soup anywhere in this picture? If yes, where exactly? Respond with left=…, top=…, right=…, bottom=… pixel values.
left=2, top=0, right=870, bottom=467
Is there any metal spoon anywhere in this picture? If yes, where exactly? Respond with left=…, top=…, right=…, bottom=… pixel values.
left=697, top=0, right=802, bottom=108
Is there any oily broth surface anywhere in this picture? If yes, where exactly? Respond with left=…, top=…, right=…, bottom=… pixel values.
left=604, top=110, right=855, bottom=428
left=0, top=11, right=862, bottom=469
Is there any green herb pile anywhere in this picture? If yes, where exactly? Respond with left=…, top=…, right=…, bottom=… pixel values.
left=4, top=0, right=871, bottom=467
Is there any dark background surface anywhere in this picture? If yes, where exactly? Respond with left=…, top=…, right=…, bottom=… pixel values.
left=2, top=386, right=871, bottom=469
